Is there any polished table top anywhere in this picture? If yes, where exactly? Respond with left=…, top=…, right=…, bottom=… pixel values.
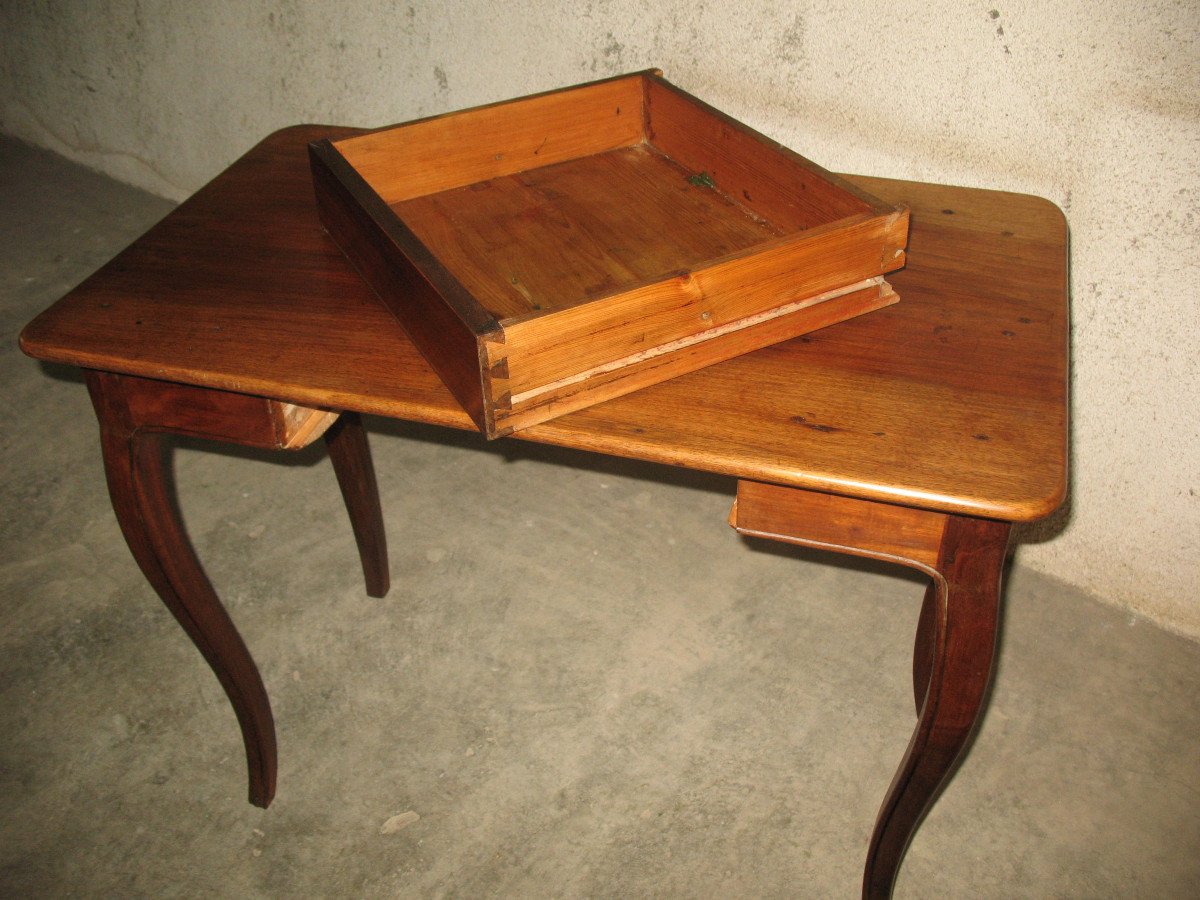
left=20, top=125, right=1068, bottom=522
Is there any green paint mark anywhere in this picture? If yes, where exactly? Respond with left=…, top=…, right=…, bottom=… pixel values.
left=687, top=171, right=716, bottom=189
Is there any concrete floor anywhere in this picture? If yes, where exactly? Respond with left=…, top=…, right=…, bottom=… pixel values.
left=2, top=135, right=1198, bottom=898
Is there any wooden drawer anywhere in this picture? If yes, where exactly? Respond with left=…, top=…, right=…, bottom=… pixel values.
left=310, top=70, right=908, bottom=438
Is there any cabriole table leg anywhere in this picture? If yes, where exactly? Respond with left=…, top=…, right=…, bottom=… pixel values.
left=84, top=371, right=389, bottom=807
left=729, top=480, right=1011, bottom=898
left=86, top=372, right=279, bottom=806
left=862, top=514, right=1009, bottom=898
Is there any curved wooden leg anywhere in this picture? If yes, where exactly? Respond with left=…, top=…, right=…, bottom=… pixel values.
left=324, top=412, right=390, bottom=598
left=87, top=372, right=277, bottom=807
left=862, top=515, right=1011, bottom=898
left=730, top=481, right=1015, bottom=897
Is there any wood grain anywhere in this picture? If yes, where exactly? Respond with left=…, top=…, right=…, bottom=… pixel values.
left=644, top=74, right=879, bottom=229
left=81, top=372, right=391, bottom=805
left=728, top=478, right=1012, bottom=897
left=111, top=373, right=334, bottom=450
left=316, top=72, right=908, bottom=437
left=86, top=371, right=280, bottom=808
left=863, top=515, right=1011, bottom=898
left=20, top=124, right=1069, bottom=521
left=494, top=280, right=896, bottom=434
left=336, top=72, right=646, bottom=203
left=492, top=212, right=905, bottom=396
left=25, top=125, right=1063, bottom=895
left=393, top=143, right=783, bottom=319
left=310, top=138, right=494, bottom=433
left=324, top=412, right=389, bottom=599
left=730, top=479, right=948, bottom=573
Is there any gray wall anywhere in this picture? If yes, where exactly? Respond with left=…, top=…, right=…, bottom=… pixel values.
left=3, top=1, right=1197, bottom=639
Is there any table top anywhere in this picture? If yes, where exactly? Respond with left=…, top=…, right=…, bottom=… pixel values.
left=20, top=125, right=1068, bottom=522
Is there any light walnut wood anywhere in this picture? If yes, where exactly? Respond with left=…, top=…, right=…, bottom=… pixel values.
left=81, top=373, right=391, bottom=808
left=312, top=72, right=909, bottom=437
left=504, top=278, right=889, bottom=405
left=110, top=374, right=334, bottom=451
left=20, top=126, right=1066, bottom=898
left=729, top=480, right=1013, bottom=897
left=20, top=124, right=1067, bottom=521
left=495, top=280, right=896, bottom=434
left=86, top=371, right=279, bottom=809
left=336, top=72, right=647, bottom=203
left=491, top=213, right=905, bottom=397
left=863, top=515, right=1011, bottom=898
left=644, top=75, right=877, bottom=229
left=393, top=143, right=784, bottom=320
left=279, top=404, right=339, bottom=449
left=730, top=479, right=947, bottom=574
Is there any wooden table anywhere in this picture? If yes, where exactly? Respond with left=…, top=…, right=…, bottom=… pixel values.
left=19, top=125, right=1069, bottom=898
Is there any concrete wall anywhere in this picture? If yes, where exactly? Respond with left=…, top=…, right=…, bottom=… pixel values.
left=3, top=1, right=1197, bottom=639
